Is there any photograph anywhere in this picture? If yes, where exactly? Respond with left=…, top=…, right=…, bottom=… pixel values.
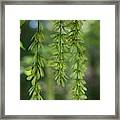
left=20, top=20, right=100, bottom=100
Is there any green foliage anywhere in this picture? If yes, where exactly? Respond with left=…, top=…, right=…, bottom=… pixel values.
left=20, top=20, right=25, bottom=50
left=50, top=20, right=68, bottom=87
left=20, top=41, right=25, bottom=50
left=24, top=21, right=45, bottom=100
left=22, top=20, right=88, bottom=100
left=66, top=20, right=87, bottom=100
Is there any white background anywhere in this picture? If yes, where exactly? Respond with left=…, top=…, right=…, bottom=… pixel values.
left=5, top=5, right=115, bottom=115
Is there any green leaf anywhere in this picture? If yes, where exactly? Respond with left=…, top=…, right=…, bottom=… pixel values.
left=30, top=33, right=37, bottom=41
left=28, top=41, right=37, bottom=51
left=82, top=86, right=87, bottom=91
left=36, top=83, right=41, bottom=90
left=36, top=70, right=40, bottom=79
left=31, top=76, right=36, bottom=86
left=24, top=69, right=32, bottom=76
left=32, top=67, right=36, bottom=75
left=80, top=95, right=87, bottom=100
left=29, top=86, right=34, bottom=96
left=37, top=95, right=43, bottom=100
left=27, top=75, right=33, bottom=80
left=81, top=80, right=86, bottom=85
left=40, top=67, right=44, bottom=78
left=20, top=41, right=25, bottom=50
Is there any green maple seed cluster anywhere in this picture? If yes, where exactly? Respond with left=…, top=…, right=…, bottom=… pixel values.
left=67, top=20, right=87, bottom=100
left=50, top=20, right=68, bottom=87
left=24, top=21, right=45, bottom=100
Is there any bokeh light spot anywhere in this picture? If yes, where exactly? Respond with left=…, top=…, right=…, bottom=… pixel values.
left=29, top=20, right=38, bottom=29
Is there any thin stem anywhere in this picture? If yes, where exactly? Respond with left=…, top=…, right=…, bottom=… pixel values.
left=59, top=20, right=62, bottom=79
left=74, top=21, right=79, bottom=80
left=59, top=21, right=62, bottom=61
left=38, top=20, right=39, bottom=32
left=36, top=21, right=38, bottom=70
left=76, top=21, right=81, bottom=81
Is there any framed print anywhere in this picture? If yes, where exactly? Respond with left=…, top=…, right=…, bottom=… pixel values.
left=0, top=0, right=119, bottom=119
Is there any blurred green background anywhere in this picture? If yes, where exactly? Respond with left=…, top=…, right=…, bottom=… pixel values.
left=20, top=20, right=100, bottom=100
